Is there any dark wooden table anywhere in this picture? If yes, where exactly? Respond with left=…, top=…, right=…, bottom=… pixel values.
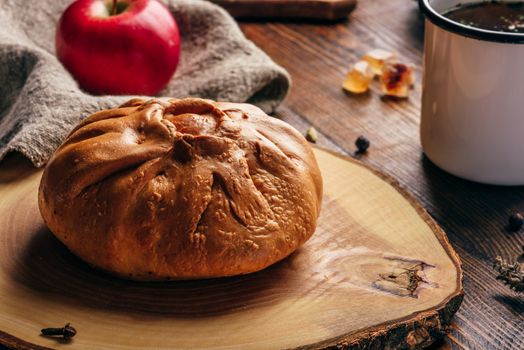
left=239, top=1, right=524, bottom=349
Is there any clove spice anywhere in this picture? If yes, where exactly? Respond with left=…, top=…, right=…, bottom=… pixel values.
left=41, top=323, right=77, bottom=340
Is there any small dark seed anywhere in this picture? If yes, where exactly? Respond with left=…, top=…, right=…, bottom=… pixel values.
left=508, top=213, right=524, bottom=231
left=355, top=136, right=370, bottom=153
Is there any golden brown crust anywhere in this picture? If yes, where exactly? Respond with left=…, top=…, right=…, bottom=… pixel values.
left=38, top=98, right=323, bottom=280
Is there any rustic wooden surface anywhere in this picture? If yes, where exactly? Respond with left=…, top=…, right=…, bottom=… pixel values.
left=209, top=0, right=356, bottom=20
left=0, top=0, right=522, bottom=349
left=0, top=148, right=462, bottom=349
left=238, top=1, right=524, bottom=349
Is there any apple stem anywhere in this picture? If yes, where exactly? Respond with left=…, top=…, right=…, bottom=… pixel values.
left=111, top=0, right=117, bottom=15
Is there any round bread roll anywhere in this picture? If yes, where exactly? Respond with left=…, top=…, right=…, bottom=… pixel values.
left=38, top=98, right=323, bottom=280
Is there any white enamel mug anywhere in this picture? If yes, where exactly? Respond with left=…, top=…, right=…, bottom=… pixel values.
left=419, top=0, right=524, bottom=185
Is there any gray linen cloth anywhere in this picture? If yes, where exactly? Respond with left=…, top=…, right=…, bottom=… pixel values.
left=0, top=0, right=290, bottom=167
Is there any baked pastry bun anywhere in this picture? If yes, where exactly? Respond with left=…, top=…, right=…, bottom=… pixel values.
left=38, top=98, right=323, bottom=280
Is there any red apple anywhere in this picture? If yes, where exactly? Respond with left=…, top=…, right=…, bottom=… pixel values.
left=56, top=0, right=180, bottom=95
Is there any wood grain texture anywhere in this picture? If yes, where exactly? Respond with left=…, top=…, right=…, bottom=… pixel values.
left=0, top=148, right=462, bottom=350
left=237, top=1, right=524, bottom=349
left=209, top=0, right=357, bottom=20
left=1, top=0, right=521, bottom=348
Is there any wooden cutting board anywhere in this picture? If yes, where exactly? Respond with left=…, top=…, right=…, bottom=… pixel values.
left=0, top=147, right=462, bottom=350
left=210, top=0, right=357, bottom=20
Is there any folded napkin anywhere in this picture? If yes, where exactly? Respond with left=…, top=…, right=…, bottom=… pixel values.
left=0, top=0, right=290, bottom=167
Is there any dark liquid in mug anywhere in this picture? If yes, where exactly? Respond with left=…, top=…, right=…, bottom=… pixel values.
left=443, top=1, right=524, bottom=33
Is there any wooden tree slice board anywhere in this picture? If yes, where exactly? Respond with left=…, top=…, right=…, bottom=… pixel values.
left=0, top=147, right=463, bottom=350
left=209, top=0, right=357, bottom=20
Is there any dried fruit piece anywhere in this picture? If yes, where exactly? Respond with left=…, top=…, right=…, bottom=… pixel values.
left=342, top=61, right=374, bottom=94
left=380, top=62, right=415, bottom=98
left=363, top=49, right=396, bottom=76
left=305, top=127, right=318, bottom=143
